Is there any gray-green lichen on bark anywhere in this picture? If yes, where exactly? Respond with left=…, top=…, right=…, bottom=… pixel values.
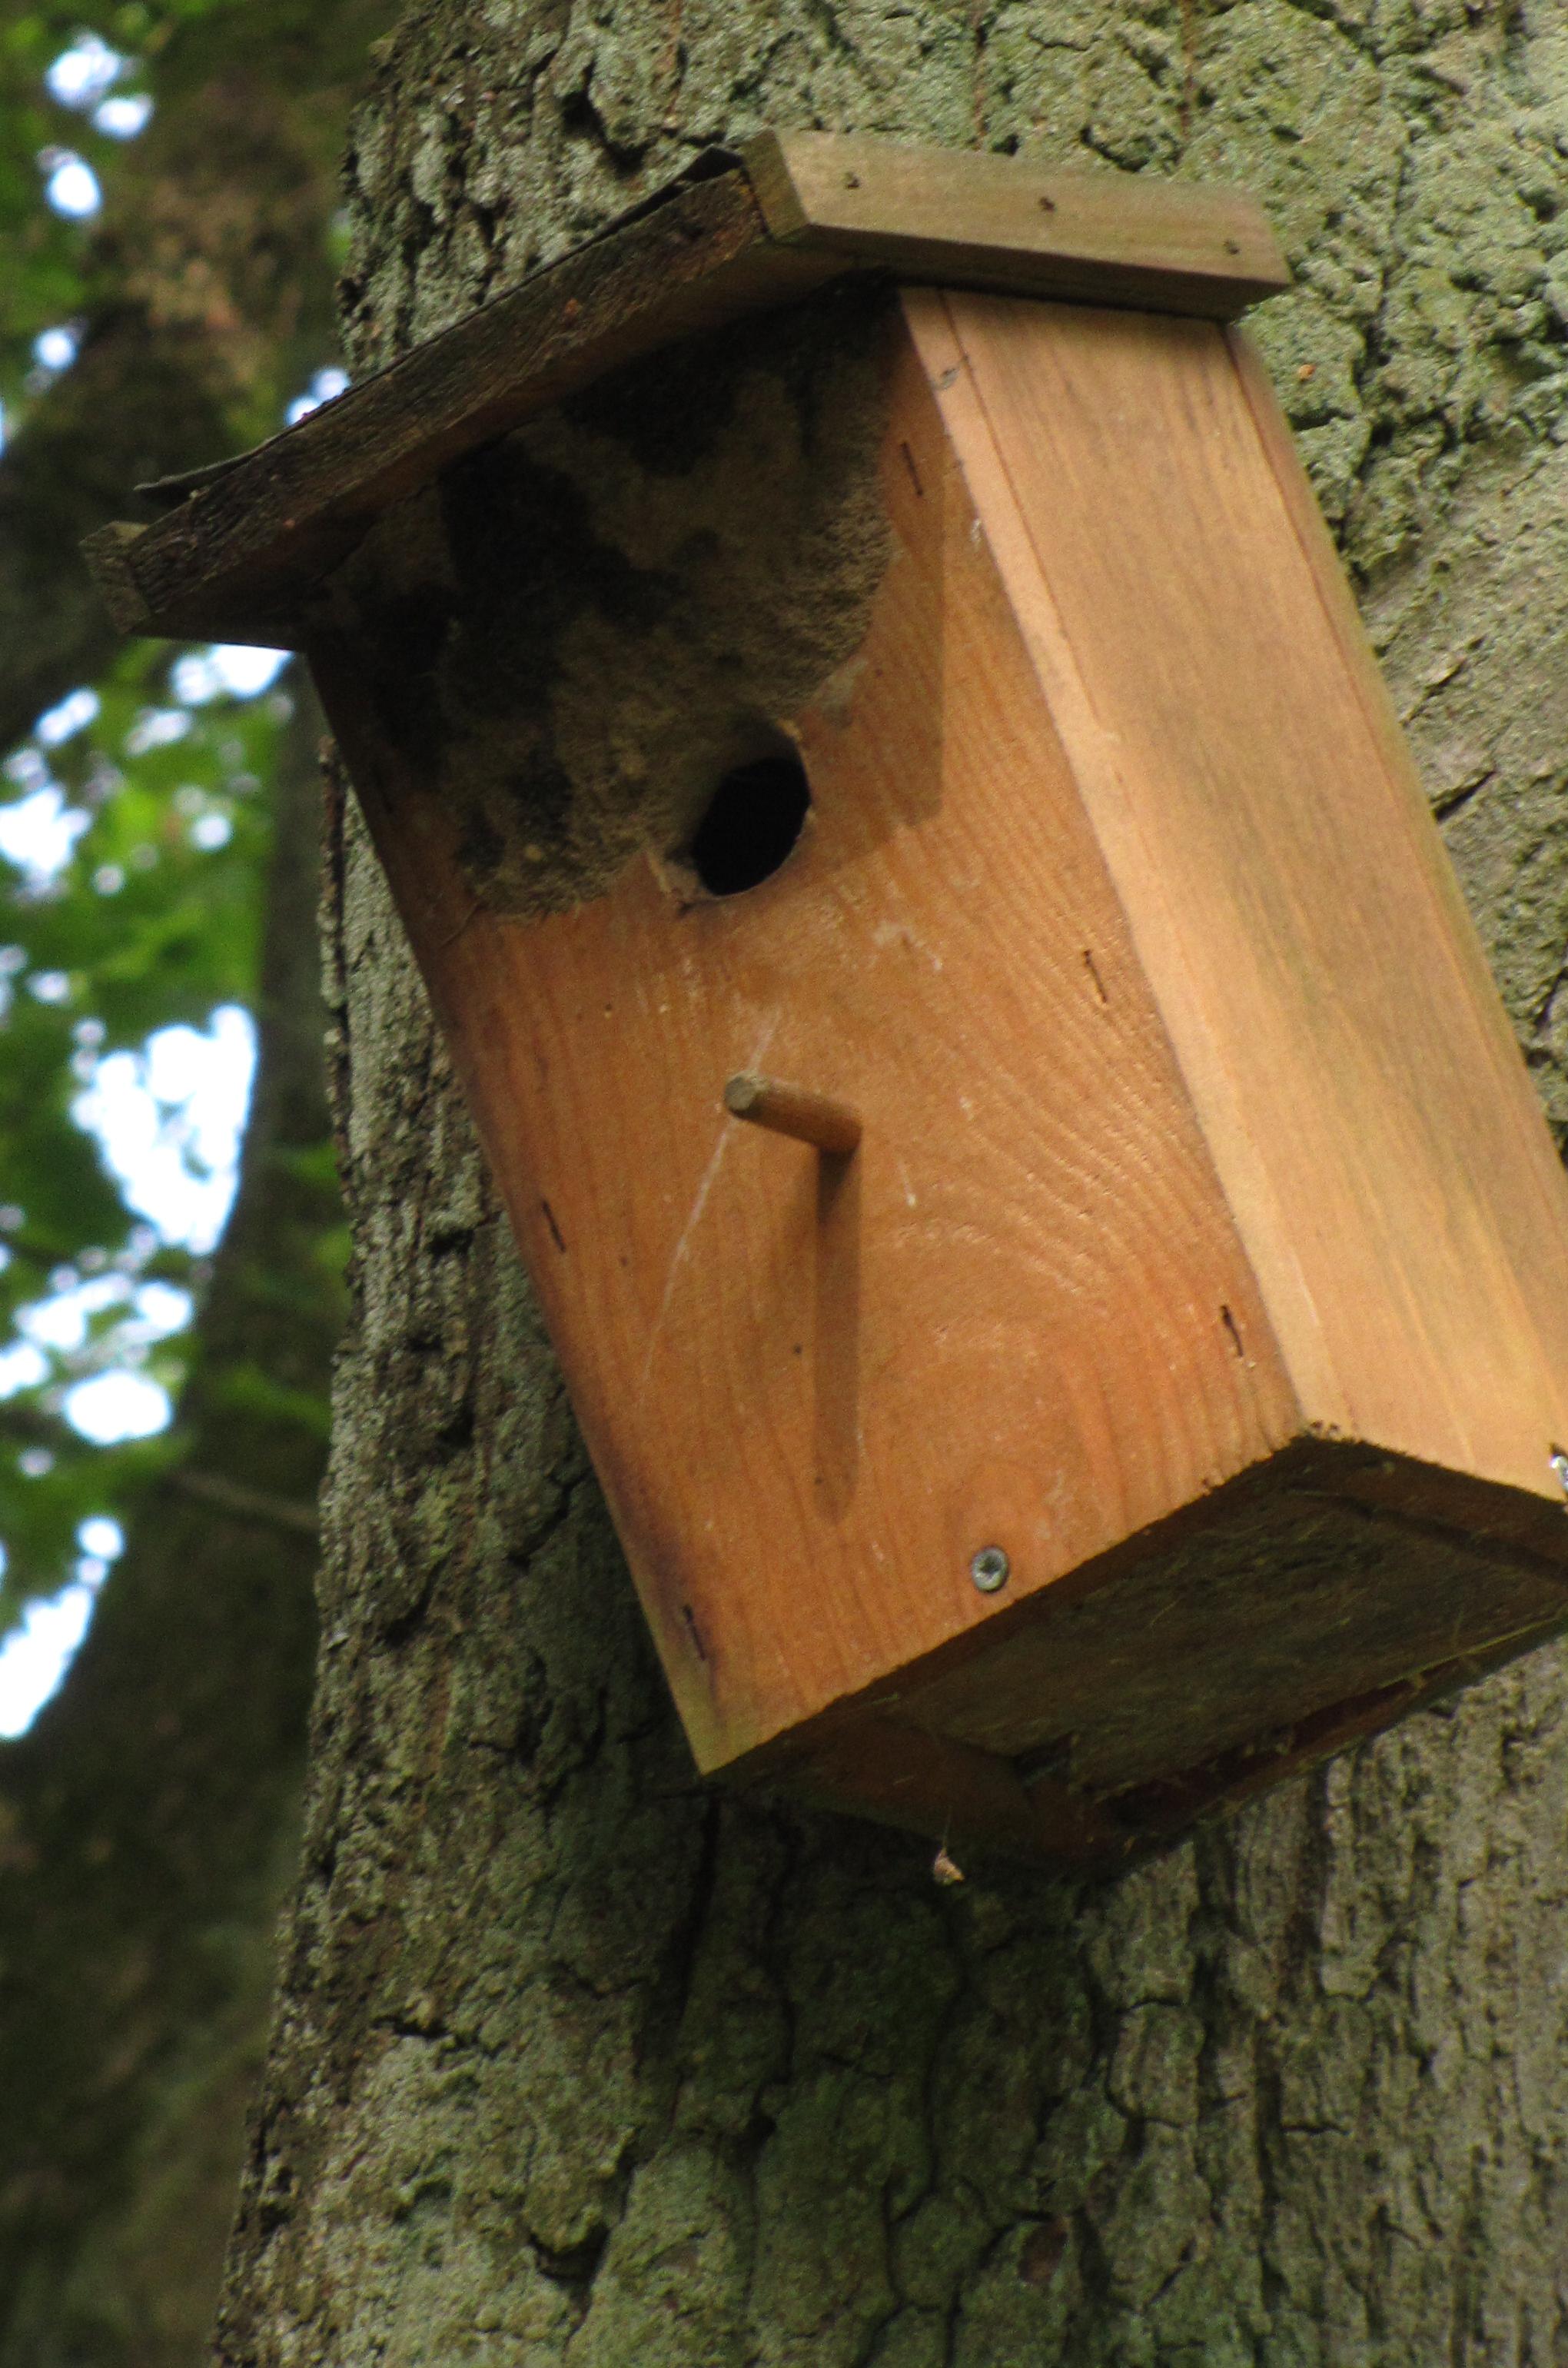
left=218, top=3, right=1568, bottom=2362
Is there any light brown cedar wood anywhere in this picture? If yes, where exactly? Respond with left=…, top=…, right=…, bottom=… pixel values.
left=742, top=131, right=1286, bottom=318
left=909, top=287, right=1568, bottom=1499
left=723, top=1073, right=864, bottom=1157
left=308, top=304, right=1297, bottom=1778
left=306, top=288, right=1568, bottom=1857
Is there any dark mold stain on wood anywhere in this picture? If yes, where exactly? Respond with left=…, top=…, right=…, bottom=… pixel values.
left=322, top=282, right=897, bottom=917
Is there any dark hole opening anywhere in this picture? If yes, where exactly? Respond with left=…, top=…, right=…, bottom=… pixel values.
left=685, top=750, right=811, bottom=896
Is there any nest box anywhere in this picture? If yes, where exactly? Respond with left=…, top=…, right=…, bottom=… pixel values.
left=86, top=134, right=1568, bottom=1867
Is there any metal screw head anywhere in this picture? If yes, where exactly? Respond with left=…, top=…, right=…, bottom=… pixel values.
left=970, top=1545, right=1010, bottom=1594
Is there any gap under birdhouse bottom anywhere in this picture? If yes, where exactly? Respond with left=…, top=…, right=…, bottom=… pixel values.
left=729, top=1441, right=1568, bottom=1869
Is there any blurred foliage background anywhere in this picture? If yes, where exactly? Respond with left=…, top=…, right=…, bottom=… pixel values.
left=0, top=647, right=297, bottom=1644
left=0, top=0, right=369, bottom=1675
left=0, top=5, right=395, bottom=2357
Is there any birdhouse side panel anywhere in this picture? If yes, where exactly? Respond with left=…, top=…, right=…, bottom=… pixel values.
left=908, top=288, right=1568, bottom=1511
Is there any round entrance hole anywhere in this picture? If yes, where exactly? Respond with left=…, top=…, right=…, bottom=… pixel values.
left=684, top=747, right=811, bottom=896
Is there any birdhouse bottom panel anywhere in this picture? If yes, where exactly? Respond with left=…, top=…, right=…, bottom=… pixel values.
left=746, top=1441, right=1568, bottom=1865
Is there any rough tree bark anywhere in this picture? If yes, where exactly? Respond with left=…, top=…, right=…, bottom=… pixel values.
left=218, top=4, right=1568, bottom=2362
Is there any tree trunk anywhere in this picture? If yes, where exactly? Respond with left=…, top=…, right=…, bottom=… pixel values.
left=218, top=5, right=1568, bottom=2361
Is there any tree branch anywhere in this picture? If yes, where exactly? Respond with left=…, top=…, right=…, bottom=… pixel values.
left=0, top=7, right=390, bottom=754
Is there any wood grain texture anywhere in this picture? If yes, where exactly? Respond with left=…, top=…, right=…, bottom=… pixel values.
left=894, top=1447, right=1568, bottom=1789
left=307, top=304, right=1300, bottom=1791
left=297, top=286, right=1568, bottom=1862
left=909, top=287, right=1568, bottom=1505
left=1224, top=323, right=1568, bottom=1159
left=758, top=1473, right=1568, bottom=1855
left=743, top=129, right=1287, bottom=318
left=81, top=135, right=1285, bottom=651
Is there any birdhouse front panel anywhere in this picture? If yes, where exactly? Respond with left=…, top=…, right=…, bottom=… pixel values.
left=313, top=305, right=1301, bottom=1785
left=83, top=135, right=1568, bottom=1862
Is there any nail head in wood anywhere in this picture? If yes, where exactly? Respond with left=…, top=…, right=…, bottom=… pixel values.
left=970, top=1546, right=1011, bottom=1594
left=723, top=1072, right=862, bottom=1157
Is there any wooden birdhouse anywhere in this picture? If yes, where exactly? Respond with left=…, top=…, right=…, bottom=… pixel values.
left=86, top=134, right=1568, bottom=1867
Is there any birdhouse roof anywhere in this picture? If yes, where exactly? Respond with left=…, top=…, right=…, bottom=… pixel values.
left=81, top=131, right=1287, bottom=650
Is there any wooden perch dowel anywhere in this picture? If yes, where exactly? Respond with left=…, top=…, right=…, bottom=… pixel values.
left=724, top=1073, right=862, bottom=1156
